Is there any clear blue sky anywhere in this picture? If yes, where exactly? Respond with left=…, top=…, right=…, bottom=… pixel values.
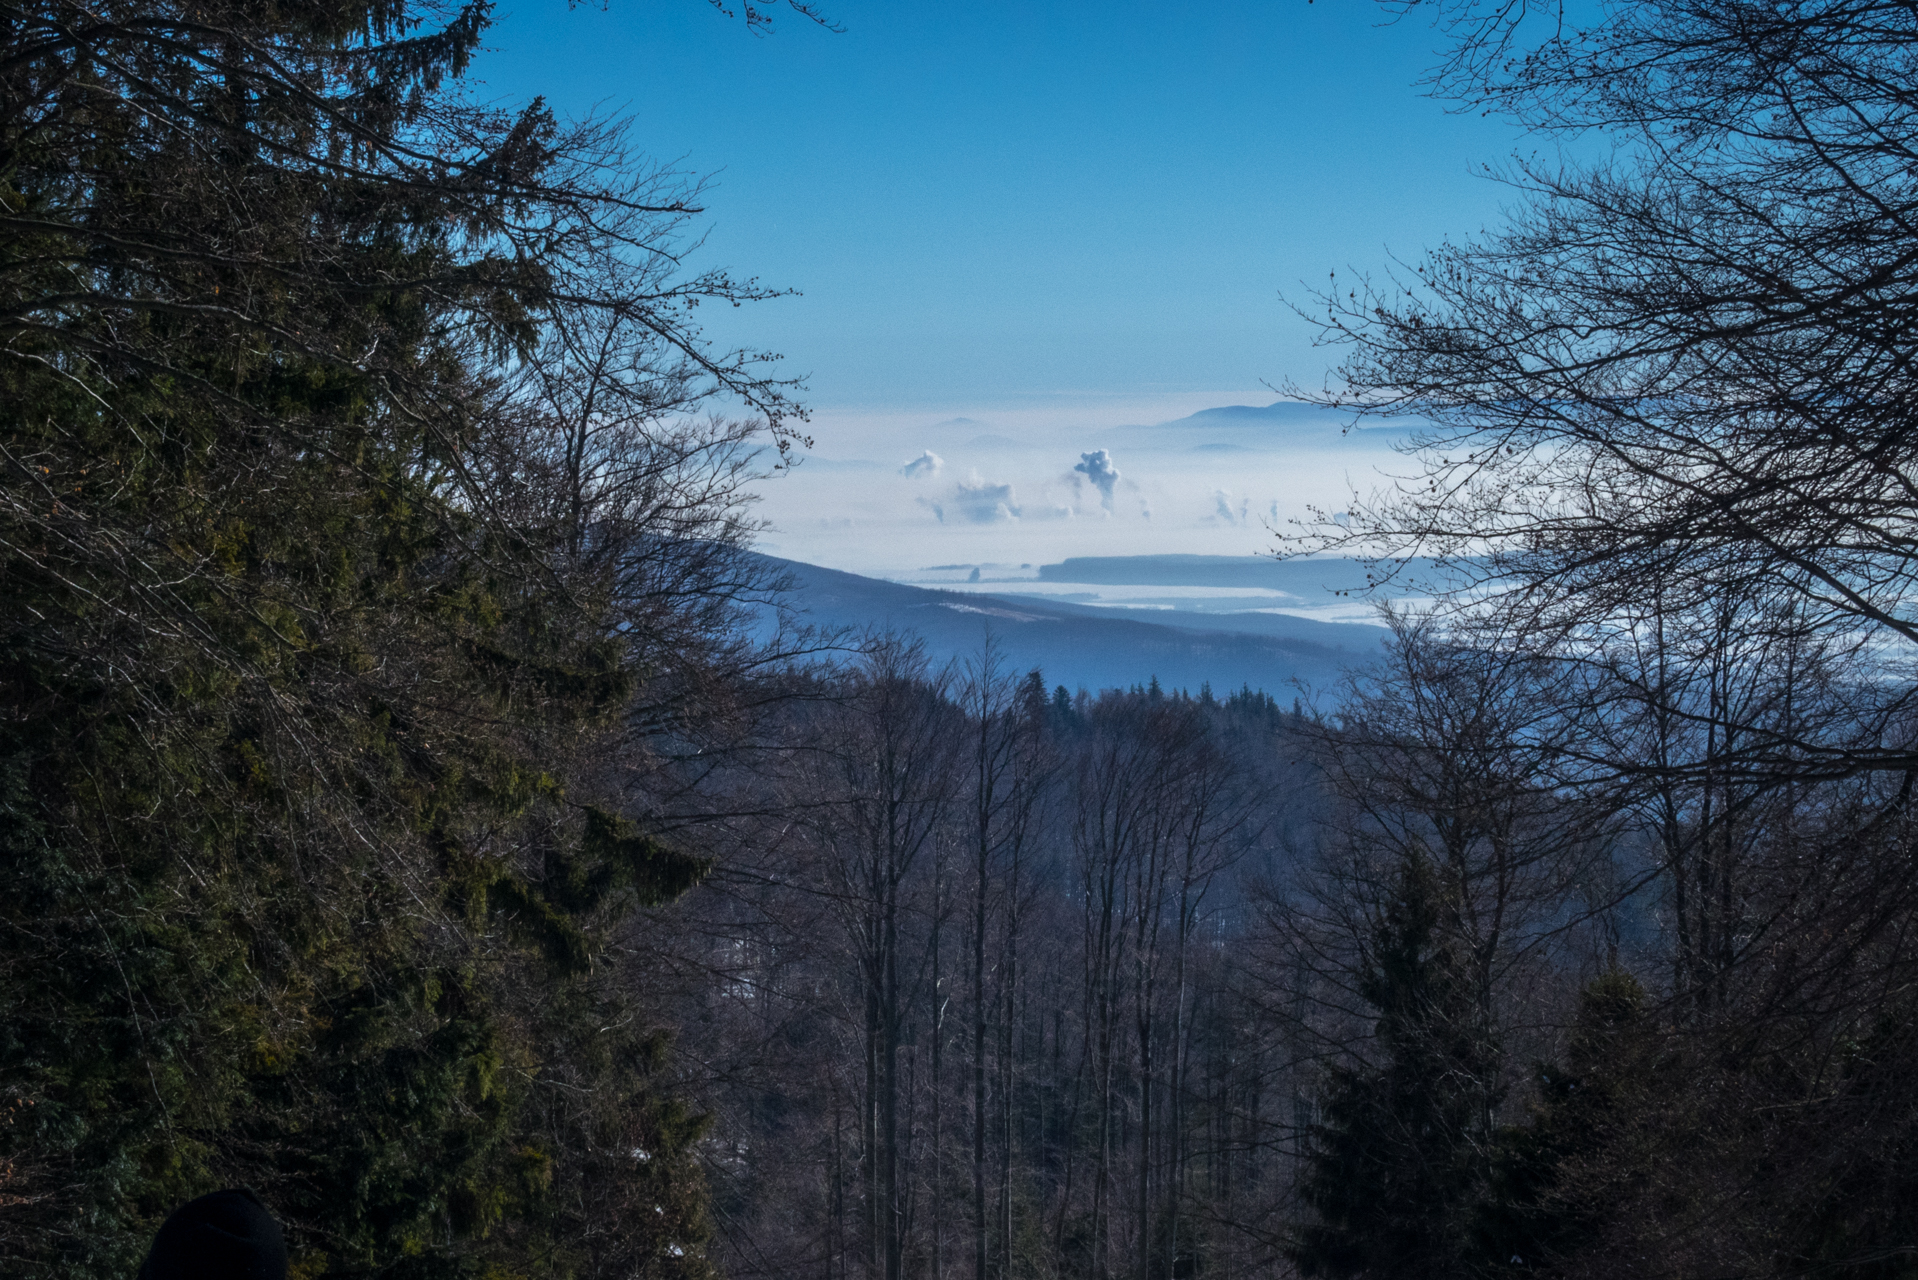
left=471, top=0, right=1526, bottom=414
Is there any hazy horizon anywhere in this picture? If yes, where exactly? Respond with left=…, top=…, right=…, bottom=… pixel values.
left=749, top=395, right=1411, bottom=589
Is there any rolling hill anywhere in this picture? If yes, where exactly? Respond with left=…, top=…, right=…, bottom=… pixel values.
left=758, top=555, right=1388, bottom=695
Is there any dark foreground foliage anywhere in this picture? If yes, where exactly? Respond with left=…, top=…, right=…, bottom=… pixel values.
left=0, top=1, right=798, bottom=1275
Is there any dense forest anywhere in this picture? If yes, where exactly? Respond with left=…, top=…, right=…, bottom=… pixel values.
left=10, top=2, right=1918, bottom=1280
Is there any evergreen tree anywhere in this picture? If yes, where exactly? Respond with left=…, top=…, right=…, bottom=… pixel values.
left=1020, top=667, right=1050, bottom=725
left=0, top=2, right=795, bottom=1275
left=1290, top=851, right=1500, bottom=1280
left=1474, top=971, right=1656, bottom=1276
left=1051, top=683, right=1079, bottom=729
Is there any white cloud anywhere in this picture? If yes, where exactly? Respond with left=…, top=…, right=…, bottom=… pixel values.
left=1073, top=449, right=1121, bottom=508
left=900, top=450, right=944, bottom=479
left=929, top=476, right=1020, bottom=523
left=1212, top=489, right=1251, bottom=524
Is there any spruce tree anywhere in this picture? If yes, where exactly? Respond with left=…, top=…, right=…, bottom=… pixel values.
left=1290, top=851, right=1500, bottom=1280
left=1473, top=970, right=1655, bottom=1276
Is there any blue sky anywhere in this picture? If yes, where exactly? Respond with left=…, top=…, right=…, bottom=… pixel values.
left=472, top=0, right=1526, bottom=413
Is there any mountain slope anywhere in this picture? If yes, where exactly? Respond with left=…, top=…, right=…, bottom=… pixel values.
left=760, top=556, right=1386, bottom=694
left=1091, top=400, right=1416, bottom=451
left=1035, top=554, right=1435, bottom=594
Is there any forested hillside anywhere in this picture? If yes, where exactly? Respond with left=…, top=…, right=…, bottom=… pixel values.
left=639, top=654, right=1320, bottom=1280
left=11, top=2, right=1918, bottom=1280
left=753, top=556, right=1386, bottom=694
left=640, top=616, right=1918, bottom=1280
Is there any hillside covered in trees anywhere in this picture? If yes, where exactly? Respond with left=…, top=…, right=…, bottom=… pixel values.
left=10, top=2, right=1918, bottom=1280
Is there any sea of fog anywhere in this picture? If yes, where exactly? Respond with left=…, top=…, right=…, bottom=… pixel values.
left=751, top=397, right=1428, bottom=622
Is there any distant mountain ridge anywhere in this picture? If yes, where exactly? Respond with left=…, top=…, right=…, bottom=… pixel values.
left=756, top=555, right=1388, bottom=694
left=1086, top=400, right=1414, bottom=451
left=1168, top=400, right=1349, bottom=426
left=1036, top=553, right=1438, bottom=596
left=1160, top=400, right=1417, bottom=431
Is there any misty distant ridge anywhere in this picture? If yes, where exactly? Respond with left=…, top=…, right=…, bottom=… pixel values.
left=1169, top=400, right=1351, bottom=425
left=1087, top=399, right=1415, bottom=450
left=1160, top=399, right=1418, bottom=431
left=1037, top=554, right=1437, bottom=596
left=758, top=553, right=1391, bottom=694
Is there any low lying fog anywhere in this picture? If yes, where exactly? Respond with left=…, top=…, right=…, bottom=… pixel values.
left=751, top=397, right=1415, bottom=585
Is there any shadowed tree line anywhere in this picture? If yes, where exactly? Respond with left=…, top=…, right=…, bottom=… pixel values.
left=649, top=608, right=1918, bottom=1280
left=641, top=653, right=1316, bottom=1280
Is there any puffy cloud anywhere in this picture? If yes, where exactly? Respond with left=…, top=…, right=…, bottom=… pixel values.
left=1212, top=489, right=1251, bottom=524
left=928, top=477, right=1020, bottom=524
left=1073, top=449, right=1120, bottom=508
left=900, top=450, right=944, bottom=479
